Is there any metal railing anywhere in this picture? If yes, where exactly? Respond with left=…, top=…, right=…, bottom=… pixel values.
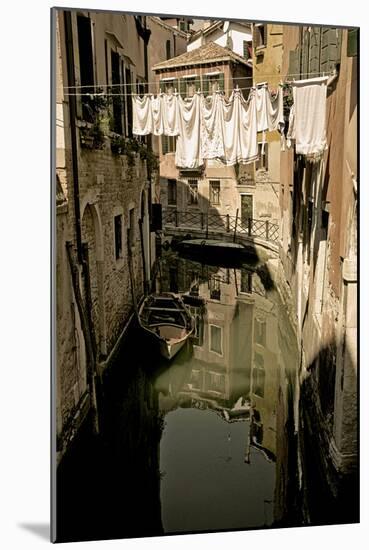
left=162, top=209, right=279, bottom=243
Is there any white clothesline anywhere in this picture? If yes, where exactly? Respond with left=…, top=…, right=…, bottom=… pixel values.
left=61, top=70, right=333, bottom=90
left=62, top=86, right=257, bottom=97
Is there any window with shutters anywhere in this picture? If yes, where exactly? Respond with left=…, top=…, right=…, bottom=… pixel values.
left=167, top=179, right=177, bottom=205
left=256, top=143, right=268, bottom=171
left=243, top=40, right=252, bottom=60
left=128, top=207, right=135, bottom=249
left=114, top=215, right=123, bottom=261
left=255, top=24, right=267, bottom=49
left=241, top=270, right=253, bottom=293
left=253, top=353, right=265, bottom=398
left=347, top=28, right=358, bottom=57
left=187, top=179, right=199, bottom=205
left=210, top=325, right=222, bottom=355
left=255, top=318, right=266, bottom=346
left=77, top=15, right=95, bottom=121
left=210, top=180, right=220, bottom=205
left=111, top=51, right=123, bottom=134
left=125, top=67, right=133, bottom=137
left=179, top=76, right=199, bottom=97
left=210, top=276, right=221, bottom=301
left=160, top=78, right=179, bottom=94
left=162, top=135, right=176, bottom=155
left=203, top=72, right=225, bottom=95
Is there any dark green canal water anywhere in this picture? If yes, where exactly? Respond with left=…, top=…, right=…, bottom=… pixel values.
left=56, top=251, right=356, bottom=542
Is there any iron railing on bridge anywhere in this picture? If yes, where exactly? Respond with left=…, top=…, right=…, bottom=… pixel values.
left=162, top=209, right=279, bottom=244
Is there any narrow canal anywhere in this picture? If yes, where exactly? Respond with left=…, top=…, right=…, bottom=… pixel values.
left=56, top=249, right=354, bottom=543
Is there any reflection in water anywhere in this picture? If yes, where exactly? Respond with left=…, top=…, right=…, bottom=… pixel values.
left=154, top=251, right=299, bottom=532
left=56, top=251, right=301, bottom=542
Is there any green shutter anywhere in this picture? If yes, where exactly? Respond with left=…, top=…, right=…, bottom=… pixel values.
left=159, top=79, right=164, bottom=93
left=309, top=27, right=321, bottom=74
left=288, top=48, right=300, bottom=78
left=179, top=77, right=186, bottom=97
left=202, top=75, right=209, bottom=96
left=321, top=27, right=342, bottom=73
left=301, top=28, right=309, bottom=78
left=194, top=76, right=201, bottom=94
left=347, top=28, right=358, bottom=57
left=218, top=73, right=224, bottom=92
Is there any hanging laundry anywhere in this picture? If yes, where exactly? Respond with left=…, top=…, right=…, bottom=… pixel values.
left=200, top=92, right=225, bottom=160
left=175, top=93, right=204, bottom=169
left=222, top=89, right=258, bottom=165
left=162, top=93, right=180, bottom=136
left=132, top=94, right=153, bottom=135
left=288, top=76, right=328, bottom=157
left=267, top=85, right=285, bottom=133
left=151, top=94, right=165, bottom=136
left=255, top=85, right=269, bottom=133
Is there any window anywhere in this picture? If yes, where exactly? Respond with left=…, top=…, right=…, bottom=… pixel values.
left=77, top=15, right=95, bottom=121
left=167, top=179, right=177, bottom=206
left=166, top=40, right=171, bottom=60
left=111, top=51, right=123, bottom=134
left=241, top=270, right=253, bottom=293
left=253, top=353, right=265, bottom=398
left=125, top=68, right=133, bottom=137
left=210, top=180, right=220, bottom=205
left=187, top=179, right=198, bottom=205
left=206, top=371, right=226, bottom=393
left=162, top=135, right=176, bottom=154
left=243, top=40, right=252, bottom=60
left=114, top=215, right=123, bottom=260
left=203, top=73, right=225, bottom=95
left=179, top=19, right=189, bottom=32
left=179, top=76, right=198, bottom=98
left=255, top=24, right=267, bottom=48
left=347, top=28, right=358, bottom=57
left=129, top=207, right=135, bottom=248
left=210, top=325, right=222, bottom=355
left=256, top=143, right=268, bottom=171
left=210, top=277, right=221, bottom=301
left=255, top=318, right=266, bottom=346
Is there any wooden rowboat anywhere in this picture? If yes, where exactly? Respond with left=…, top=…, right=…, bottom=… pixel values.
left=138, top=293, right=195, bottom=360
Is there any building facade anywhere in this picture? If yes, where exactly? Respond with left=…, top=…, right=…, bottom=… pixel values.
left=152, top=41, right=271, bottom=229
left=55, top=9, right=159, bottom=461
left=278, top=25, right=358, bottom=511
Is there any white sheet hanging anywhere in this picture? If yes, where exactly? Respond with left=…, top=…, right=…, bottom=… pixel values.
left=222, top=90, right=258, bottom=165
left=151, top=94, right=165, bottom=136
left=289, top=76, right=328, bottom=156
left=267, top=85, right=285, bottom=133
left=175, top=93, right=204, bottom=169
left=200, top=92, right=225, bottom=160
left=162, top=93, right=180, bottom=136
left=132, top=94, right=153, bottom=135
left=255, top=85, right=269, bottom=132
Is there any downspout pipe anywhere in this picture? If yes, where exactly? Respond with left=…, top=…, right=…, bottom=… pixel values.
left=64, top=10, right=83, bottom=264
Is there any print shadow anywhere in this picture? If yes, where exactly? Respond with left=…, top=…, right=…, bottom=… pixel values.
left=18, top=523, right=49, bottom=541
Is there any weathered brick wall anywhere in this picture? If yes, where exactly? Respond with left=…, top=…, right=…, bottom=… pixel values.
left=74, top=145, right=146, bottom=357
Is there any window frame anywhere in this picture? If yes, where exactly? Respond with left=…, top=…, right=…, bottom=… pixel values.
left=187, top=179, right=199, bottom=206
left=209, top=324, right=223, bottom=356
left=167, top=179, right=177, bottom=206
left=209, top=180, right=221, bottom=206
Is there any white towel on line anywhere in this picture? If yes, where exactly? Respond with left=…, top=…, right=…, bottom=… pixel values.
left=289, top=76, right=328, bottom=156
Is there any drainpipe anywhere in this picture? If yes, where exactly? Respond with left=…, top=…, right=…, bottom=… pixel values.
left=143, top=16, right=153, bottom=281
left=64, top=11, right=83, bottom=264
